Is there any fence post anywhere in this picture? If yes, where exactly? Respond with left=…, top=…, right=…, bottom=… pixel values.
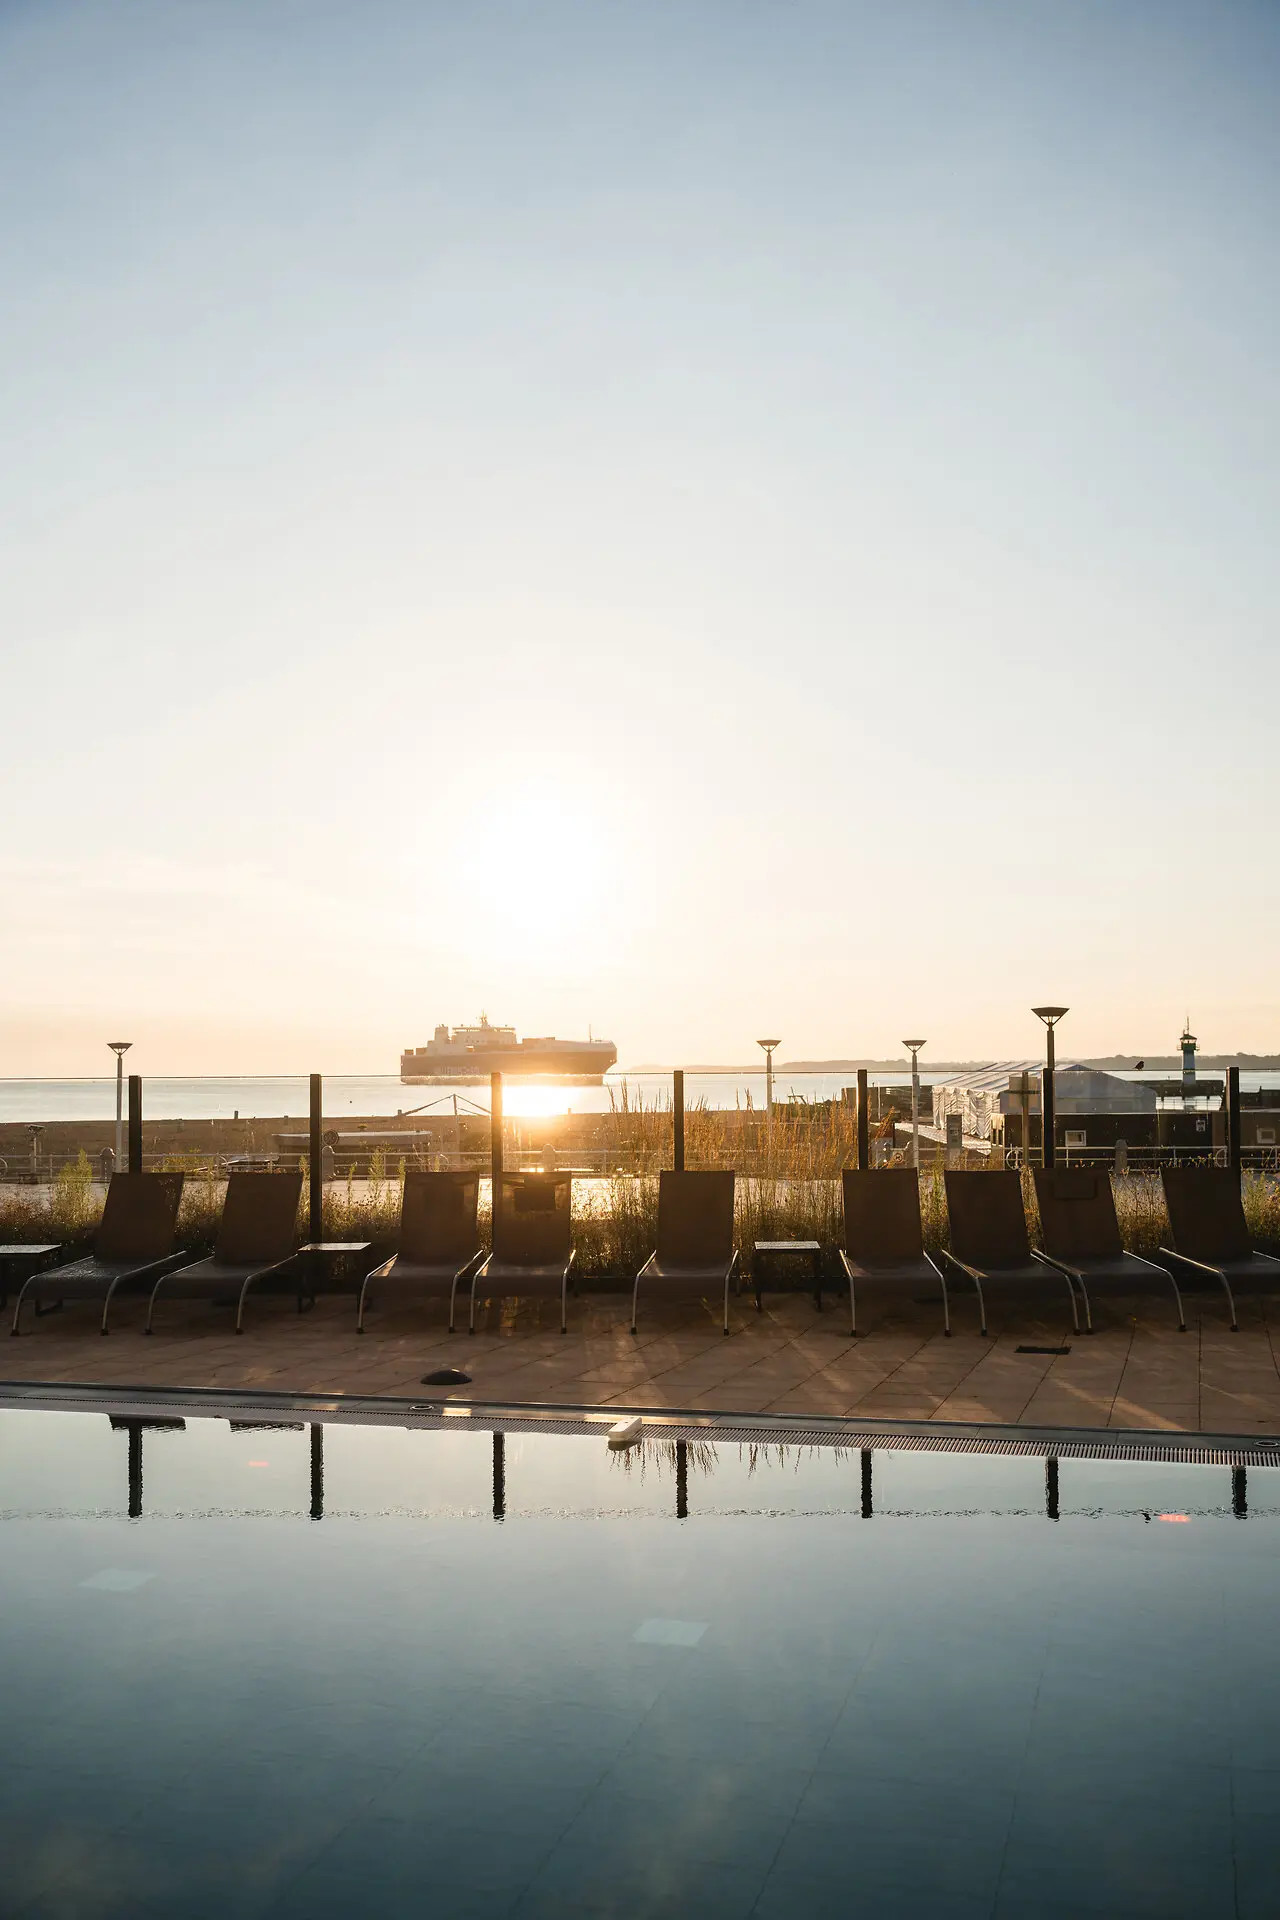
left=1226, top=1065, right=1241, bottom=1175
left=491, top=1072, right=504, bottom=1191
left=127, top=1075, right=143, bottom=1173
left=856, top=1068, right=869, bottom=1170
left=309, top=1073, right=323, bottom=1241
left=673, top=1069, right=685, bottom=1172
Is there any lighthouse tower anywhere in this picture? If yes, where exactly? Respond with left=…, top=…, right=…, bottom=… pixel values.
left=1180, top=1019, right=1198, bottom=1094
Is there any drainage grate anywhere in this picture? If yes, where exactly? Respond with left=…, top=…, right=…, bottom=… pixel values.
left=5, top=1383, right=1279, bottom=1468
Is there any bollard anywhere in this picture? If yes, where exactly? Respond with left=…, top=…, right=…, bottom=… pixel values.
left=673, top=1069, right=685, bottom=1173
left=856, top=1068, right=869, bottom=1171
left=309, top=1074, right=323, bottom=1241
left=128, top=1076, right=143, bottom=1173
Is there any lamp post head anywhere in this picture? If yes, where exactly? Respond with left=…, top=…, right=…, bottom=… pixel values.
left=1031, top=1007, right=1068, bottom=1027
left=108, top=1041, right=132, bottom=1057
left=756, top=1038, right=781, bottom=1055
left=902, top=1039, right=926, bottom=1054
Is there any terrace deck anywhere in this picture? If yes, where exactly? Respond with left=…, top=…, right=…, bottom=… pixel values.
left=5, top=1289, right=1280, bottom=1434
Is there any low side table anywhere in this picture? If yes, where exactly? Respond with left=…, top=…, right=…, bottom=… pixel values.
left=0, top=1245, right=62, bottom=1310
left=292, top=1242, right=374, bottom=1314
left=752, top=1240, right=824, bottom=1312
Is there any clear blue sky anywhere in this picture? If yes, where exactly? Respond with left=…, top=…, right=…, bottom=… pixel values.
left=3, top=0, right=1278, bottom=1073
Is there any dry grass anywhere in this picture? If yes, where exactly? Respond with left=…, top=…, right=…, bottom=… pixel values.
left=5, top=1114, right=1280, bottom=1278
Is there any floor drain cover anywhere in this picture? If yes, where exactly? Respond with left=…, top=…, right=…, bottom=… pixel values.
left=1016, top=1345, right=1071, bottom=1356
left=421, top=1369, right=472, bottom=1387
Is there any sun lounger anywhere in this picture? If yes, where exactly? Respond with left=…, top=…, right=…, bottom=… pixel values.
left=839, top=1168, right=950, bottom=1337
left=471, top=1174, right=575, bottom=1333
left=144, top=1171, right=303, bottom=1335
left=1159, top=1167, right=1280, bottom=1331
left=631, top=1170, right=738, bottom=1335
left=1033, top=1167, right=1186, bottom=1332
left=11, top=1173, right=185, bottom=1336
left=357, top=1171, right=483, bottom=1332
left=942, top=1170, right=1079, bottom=1335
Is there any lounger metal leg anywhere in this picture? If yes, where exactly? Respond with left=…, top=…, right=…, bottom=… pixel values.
left=235, top=1275, right=255, bottom=1334
left=1075, top=1280, right=1094, bottom=1334
left=1170, top=1278, right=1186, bottom=1333
left=630, top=1275, right=641, bottom=1335
left=723, top=1272, right=730, bottom=1335
left=1220, top=1274, right=1239, bottom=1332
left=356, top=1274, right=370, bottom=1333
left=144, top=1276, right=166, bottom=1334
left=1063, top=1276, right=1080, bottom=1335
left=974, top=1277, right=987, bottom=1336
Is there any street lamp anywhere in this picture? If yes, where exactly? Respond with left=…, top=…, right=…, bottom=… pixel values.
left=1032, top=1008, right=1068, bottom=1169
left=756, top=1039, right=781, bottom=1121
left=902, top=1040, right=926, bottom=1170
left=108, top=1042, right=132, bottom=1172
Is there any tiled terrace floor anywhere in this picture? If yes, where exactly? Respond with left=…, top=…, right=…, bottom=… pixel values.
left=6, top=1283, right=1280, bottom=1432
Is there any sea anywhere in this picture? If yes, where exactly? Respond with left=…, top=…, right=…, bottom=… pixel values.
left=2, top=1067, right=1278, bottom=1124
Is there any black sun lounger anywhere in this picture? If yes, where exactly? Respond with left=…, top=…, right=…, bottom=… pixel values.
left=1033, top=1167, right=1186, bottom=1332
left=11, top=1173, right=186, bottom=1336
left=631, top=1170, right=738, bottom=1335
left=1159, top=1167, right=1280, bottom=1332
left=357, top=1170, right=483, bottom=1332
left=942, top=1169, right=1079, bottom=1336
left=839, top=1168, right=950, bottom=1337
left=145, top=1171, right=303, bottom=1335
left=471, top=1174, right=575, bottom=1334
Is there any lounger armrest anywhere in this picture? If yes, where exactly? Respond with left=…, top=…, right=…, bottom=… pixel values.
left=939, top=1249, right=982, bottom=1284
left=364, top=1254, right=397, bottom=1284
left=1158, top=1247, right=1226, bottom=1282
left=1032, top=1249, right=1081, bottom=1280
left=564, top=1249, right=577, bottom=1278
left=636, top=1251, right=656, bottom=1281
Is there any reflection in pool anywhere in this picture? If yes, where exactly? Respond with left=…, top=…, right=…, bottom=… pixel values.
left=1, top=1404, right=1277, bottom=1918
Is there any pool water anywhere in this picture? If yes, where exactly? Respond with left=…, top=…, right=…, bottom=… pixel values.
left=1, top=1408, right=1277, bottom=1919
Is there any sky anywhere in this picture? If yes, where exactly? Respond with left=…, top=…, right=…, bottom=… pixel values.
left=2, top=0, right=1279, bottom=1075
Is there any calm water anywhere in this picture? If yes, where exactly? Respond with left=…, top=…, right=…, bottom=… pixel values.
left=2, top=1407, right=1277, bottom=1917
left=5, top=1069, right=1280, bottom=1124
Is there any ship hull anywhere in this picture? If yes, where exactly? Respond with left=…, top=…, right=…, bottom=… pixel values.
left=401, top=1044, right=617, bottom=1084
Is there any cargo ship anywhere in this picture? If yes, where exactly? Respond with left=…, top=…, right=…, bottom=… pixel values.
left=401, top=1017, right=618, bottom=1084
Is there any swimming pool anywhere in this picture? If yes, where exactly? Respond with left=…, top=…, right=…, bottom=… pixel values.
left=2, top=1389, right=1277, bottom=1919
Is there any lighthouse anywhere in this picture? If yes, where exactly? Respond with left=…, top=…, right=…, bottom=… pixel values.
left=1180, top=1020, right=1197, bottom=1094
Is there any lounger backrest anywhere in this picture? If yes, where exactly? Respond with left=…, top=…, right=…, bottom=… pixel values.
left=1161, top=1168, right=1252, bottom=1263
left=944, top=1170, right=1032, bottom=1270
left=1033, top=1168, right=1122, bottom=1262
left=94, top=1172, right=185, bottom=1262
left=214, top=1171, right=303, bottom=1264
left=492, top=1174, right=573, bottom=1266
left=842, top=1168, right=924, bottom=1263
left=656, top=1171, right=735, bottom=1267
left=399, top=1171, right=480, bottom=1264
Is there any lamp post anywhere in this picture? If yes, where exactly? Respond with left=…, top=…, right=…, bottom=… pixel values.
left=756, top=1039, right=780, bottom=1122
left=1032, top=1007, right=1068, bottom=1169
left=108, top=1042, right=132, bottom=1173
left=902, top=1040, right=926, bottom=1170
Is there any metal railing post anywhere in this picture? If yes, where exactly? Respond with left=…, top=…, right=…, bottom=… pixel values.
left=856, top=1068, right=869, bottom=1170
left=1226, top=1065, right=1241, bottom=1175
left=491, top=1072, right=504, bottom=1193
left=673, top=1069, right=685, bottom=1172
left=309, top=1073, right=323, bottom=1241
left=127, top=1075, right=143, bottom=1173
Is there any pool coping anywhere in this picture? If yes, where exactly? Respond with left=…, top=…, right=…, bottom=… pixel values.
left=4, top=1378, right=1280, bottom=1466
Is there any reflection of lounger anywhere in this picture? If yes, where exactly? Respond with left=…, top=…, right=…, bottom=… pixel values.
left=942, top=1170, right=1079, bottom=1335
left=145, top=1172, right=303, bottom=1335
left=1159, top=1167, right=1280, bottom=1332
left=358, top=1171, right=483, bottom=1332
left=1034, top=1167, right=1185, bottom=1333
left=11, top=1173, right=185, bottom=1336
left=471, top=1174, right=575, bottom=1334
left=631, top=1171, right=738, bottom=1335
left=838, top=1168, right=950, bottom=1337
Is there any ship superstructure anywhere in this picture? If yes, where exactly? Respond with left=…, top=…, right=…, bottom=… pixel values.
left=401, top=1016, right=617, bottom=1083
